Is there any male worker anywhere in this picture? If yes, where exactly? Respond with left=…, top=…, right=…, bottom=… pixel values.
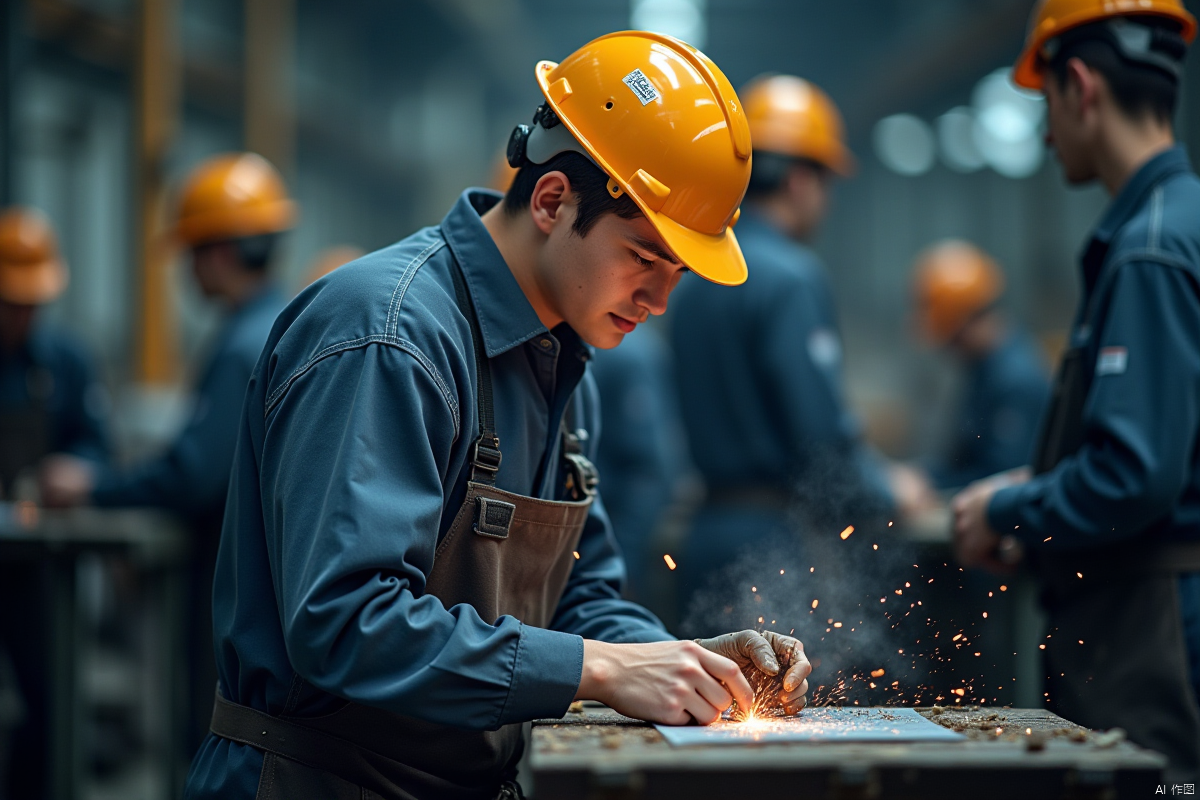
left=184, top=33, right=811, bottom=799
left=952, top=0, right=1200, bottom=782
left=912, top=240, right=1049, bottom=490
left=41, top=152, right=294, bottom=749
left=669, top=75, right=932, bottom=618
left=0, top=207, right=109, bottom=798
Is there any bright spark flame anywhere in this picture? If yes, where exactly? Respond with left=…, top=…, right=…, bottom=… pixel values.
left=663, top=554, right=677, bottom=570
left=573, top=551, right=580, bottom=560
left=839, top=525, right=854, bottom=540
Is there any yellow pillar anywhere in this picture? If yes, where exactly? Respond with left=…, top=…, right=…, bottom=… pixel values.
left=134, top=0, right=180, bottom=384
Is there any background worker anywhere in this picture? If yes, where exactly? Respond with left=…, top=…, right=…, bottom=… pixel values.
left=952, top=0, right=1200, bottom=782
left=670, top=75, right=934, bottom=623
left=912, top=240, right=1049, bottom=490
left=185, top=33, right=811, bottom=800
left=589, top=323, right=686, bottom=602
left=40, top=152, right=294, bottom=750
left=0, top=207, right=109, bottom=798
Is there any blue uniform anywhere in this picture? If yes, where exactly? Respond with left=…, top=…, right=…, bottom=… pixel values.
left=184, top=190, right=671, bottom=798
left=989, top=147, right=1200, bottom=553
left=988, top=146, right=1200, bottom=764
left=669, top=208, right=893, bottom=620
left=590, top=324, right=684, bottom=599
left=930, top=331, right=1049, bottom=490
left=0, top=324, right=108, bottom=469
left=91, top=286, right=286, bottom=524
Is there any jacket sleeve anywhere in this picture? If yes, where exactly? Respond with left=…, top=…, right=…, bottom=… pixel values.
left=548, top=371, right=675, bottom=644
left=91, top=348, right=252, bottom=516
left=260, top=343, right=583, bottom=730
left=57, top=339, right=110, bottom=464
left=989, top=261, right=1200, bottom=548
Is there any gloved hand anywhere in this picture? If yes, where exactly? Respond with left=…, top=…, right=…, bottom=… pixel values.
left=694, top=630, right=811, bottom=716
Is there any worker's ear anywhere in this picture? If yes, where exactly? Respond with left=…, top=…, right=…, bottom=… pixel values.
left=528, top=171, right=576, bottom=236
left=1063, top=57, right=1098, bottom=118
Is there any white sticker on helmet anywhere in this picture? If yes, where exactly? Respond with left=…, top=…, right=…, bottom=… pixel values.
left=622, top=69, right=660, bottom=106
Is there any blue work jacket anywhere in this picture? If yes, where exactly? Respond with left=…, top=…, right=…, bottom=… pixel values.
left=184, top=190, right=672, bottom=798
left=989, top=146, right=1200, bottom=550
left=931, top=331, right=1049, bottom=490
left=0, top=324, right=108, bottom=463
left=92, top=286, right=286, bottom=526
left=669, top=207, right=892, bottom=514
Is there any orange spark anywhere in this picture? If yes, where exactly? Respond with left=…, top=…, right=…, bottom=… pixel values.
left=573, top=551, right=580, bottom=560
left=663, top=554, right=677, bottom=570
left=839, top=526, right=854, bottom=540
left=811, top=599, right=819, bottom=609
left=871, top=669, right=885, bottom=678
left=1000, top=585, right=1008, bottom=592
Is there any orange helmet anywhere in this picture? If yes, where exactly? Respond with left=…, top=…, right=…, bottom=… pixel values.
left=1014, top=0, right=1196, bottom=90
left=509, top=31, right=752, bottom=286
left=176, top=152, right=296, bottom=247
left=0, top=207, right=67, bottom=305
left=913, top=241, right=1005, bottom=344
left=741, top=75, right=854, bottom=177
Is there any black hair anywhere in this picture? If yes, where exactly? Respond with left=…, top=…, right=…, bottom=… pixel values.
left=1046, top=16, right=1188, bottom=124
left=745, top=151, right=829, bottom=199
left=232, top=233, right=278, bottom=272
left=503, top=151, right=641, bottom=237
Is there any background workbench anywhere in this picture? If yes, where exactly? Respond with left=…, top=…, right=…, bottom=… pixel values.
left=530, top=702, right=1166, bottom=799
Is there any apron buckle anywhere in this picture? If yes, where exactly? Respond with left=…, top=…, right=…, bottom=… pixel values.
left=470, top=435, right=503, bottom=483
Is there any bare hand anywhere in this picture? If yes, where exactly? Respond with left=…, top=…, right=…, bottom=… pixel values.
left=950, top=469, right=1028, bottom=574
left=694, top=630, right=811, bottom=714
left=887, top=462, right=939, bottom=519
left=574, top=639, right=754, bottom=725
left=39, top=454, right=96, bottom=508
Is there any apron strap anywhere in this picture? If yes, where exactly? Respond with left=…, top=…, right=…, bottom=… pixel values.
left=448, top=257, right=502, bottom=486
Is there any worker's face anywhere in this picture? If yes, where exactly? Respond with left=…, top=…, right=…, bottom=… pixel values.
left=0, top=300, right=38, bottom=352
left=784, top=163, right=832, bottom=241
left=537, top=199, right=687, bottom=350
left=189, top=241, right=237, bottom=300
left=1042, top=61, right=1098, bottom=184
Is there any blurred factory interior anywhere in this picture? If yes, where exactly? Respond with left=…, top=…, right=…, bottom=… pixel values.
left=4, top=0, right=1200, bottom=797
left=13, top=0, right=1200, bottom=457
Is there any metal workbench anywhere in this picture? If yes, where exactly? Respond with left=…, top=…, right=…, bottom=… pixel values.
left=530, top=702, right=1166, bottom=799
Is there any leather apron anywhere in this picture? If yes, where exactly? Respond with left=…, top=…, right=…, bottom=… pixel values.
left=1030, top=256, right=1200, bottom=782
left=209, top=258, right=599, bottom=799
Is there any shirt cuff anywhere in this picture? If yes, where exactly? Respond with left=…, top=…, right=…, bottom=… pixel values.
left=987, top=484, right=1032, bottom=543
left=499, top=625, right=584, bottom=725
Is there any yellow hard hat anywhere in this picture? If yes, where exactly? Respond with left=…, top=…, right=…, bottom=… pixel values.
left=1014, top=0, right=1196, bottom=90
left=912, top=240, right=1005, bottom=344
left=515, top=31, right=752, bottom=286
left=0, top=207, right=67, bottom=305
left=176, top=152, right=297, bottom=247
left=741, top=75, right=854, bottom=177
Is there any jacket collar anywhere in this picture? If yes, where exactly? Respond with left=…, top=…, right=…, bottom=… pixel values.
left=1092, top=144, right=1191, bottom=245
left=440, top=189, right=549, bottom=358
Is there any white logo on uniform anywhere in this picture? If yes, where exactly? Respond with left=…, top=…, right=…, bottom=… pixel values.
left=807, top=328, right=842, bottom=369
left=1096, top=346, right=1128, bottom=376
left=622, top=69, right=660, bottom=105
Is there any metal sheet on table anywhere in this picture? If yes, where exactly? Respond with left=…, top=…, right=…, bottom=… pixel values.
left=655, top=707, right=966, bottom=747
